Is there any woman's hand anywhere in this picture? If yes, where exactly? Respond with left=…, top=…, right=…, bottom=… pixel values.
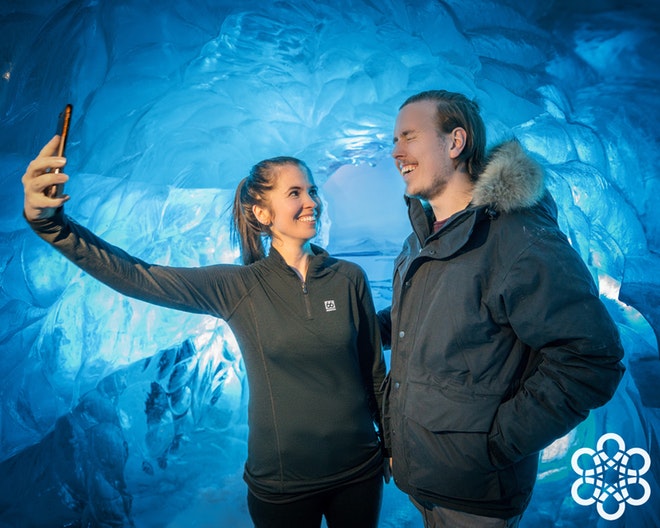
left=383, top=457, right=392, bottom=483
left=22, top=135, right=70, bottom=221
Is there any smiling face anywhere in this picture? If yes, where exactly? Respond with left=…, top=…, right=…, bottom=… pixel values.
left=252, top=163, right=321, bottom=250
left=391, top=99, right=457, bottom=201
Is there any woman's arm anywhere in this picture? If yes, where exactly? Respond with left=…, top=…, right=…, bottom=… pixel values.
left=354, top=267, right=387, bottom=426
left=22, top=138, right=244, bottom=319
left=376, top=307, right=392, bottom=350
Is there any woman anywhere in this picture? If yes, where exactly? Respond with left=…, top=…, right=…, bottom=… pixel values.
left=22, top=136, right=386, bottom=528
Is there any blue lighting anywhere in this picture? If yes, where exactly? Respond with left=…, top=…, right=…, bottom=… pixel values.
left=1, top=1, right=658, bottom=526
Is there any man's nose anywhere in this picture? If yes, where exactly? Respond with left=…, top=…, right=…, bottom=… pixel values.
left=391, top=141, right=403, bottom=159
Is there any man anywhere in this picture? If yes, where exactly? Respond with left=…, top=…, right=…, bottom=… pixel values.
left=378, top=90, right=625, bottom=527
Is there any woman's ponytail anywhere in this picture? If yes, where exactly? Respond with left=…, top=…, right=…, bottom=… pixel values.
left=231, top=177, right=268, bottom=265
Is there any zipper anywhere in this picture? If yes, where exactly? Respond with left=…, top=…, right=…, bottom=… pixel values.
left=301, top=280, right=312, bottom=319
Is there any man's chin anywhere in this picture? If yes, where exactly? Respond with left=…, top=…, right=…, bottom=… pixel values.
left=405, top=189, right=425, bottom=200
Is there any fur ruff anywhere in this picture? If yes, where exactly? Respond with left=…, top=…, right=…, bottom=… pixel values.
left=471, top=140, right=545, bottom=213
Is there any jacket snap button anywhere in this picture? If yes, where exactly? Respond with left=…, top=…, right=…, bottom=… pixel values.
left=399, top=331, right=405, bottom=338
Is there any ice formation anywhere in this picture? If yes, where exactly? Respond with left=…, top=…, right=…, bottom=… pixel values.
left=0, top=1, right=658, bottom=526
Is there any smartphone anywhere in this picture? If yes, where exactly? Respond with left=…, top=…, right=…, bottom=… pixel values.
left=48, top=103, right=73, bottom=197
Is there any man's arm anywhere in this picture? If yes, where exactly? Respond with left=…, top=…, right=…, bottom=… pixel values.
left=488, top=232, right=625, bottom=468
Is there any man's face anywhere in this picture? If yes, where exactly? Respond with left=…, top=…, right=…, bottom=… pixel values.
left=391, top=100, right=454, bottom=201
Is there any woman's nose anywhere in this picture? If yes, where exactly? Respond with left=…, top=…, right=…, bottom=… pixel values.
left=304, top=192, right=318, bottom=207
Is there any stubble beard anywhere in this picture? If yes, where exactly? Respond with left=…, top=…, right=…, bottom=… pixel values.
left=406, top=175, right=448, bottom=202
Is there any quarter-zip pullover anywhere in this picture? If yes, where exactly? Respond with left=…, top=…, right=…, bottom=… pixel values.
left=29, top=209, right=386, bottom=502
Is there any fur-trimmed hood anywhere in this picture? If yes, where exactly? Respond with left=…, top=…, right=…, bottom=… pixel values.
left=404, top=139, right=551, bottom=243
left=471, top=140, right=545, bottom=213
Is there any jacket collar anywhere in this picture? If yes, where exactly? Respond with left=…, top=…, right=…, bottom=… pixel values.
left=265, top=244, right=331, bottom=278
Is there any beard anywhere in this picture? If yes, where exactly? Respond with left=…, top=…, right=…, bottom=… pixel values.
left=405, top=175, right=448, bottom=202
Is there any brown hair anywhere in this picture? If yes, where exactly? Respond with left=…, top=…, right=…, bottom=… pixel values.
left=401, top=90, right=486, bottom=181
left=231, top=157, right=315, bottom=264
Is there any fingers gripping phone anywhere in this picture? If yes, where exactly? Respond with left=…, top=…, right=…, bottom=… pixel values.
left=48, top=103, right=73, bottom=198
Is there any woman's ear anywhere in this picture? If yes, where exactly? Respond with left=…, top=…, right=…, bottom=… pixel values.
left=252, top=204, right=271, bottom=226
left=449, top=127, right=467, bottom=160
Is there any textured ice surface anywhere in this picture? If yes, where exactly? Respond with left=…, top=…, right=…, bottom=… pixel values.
left=0, top=0, right=659, bottom=526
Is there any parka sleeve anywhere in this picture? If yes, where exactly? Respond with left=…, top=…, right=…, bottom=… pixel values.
left=487, top=230, right=625, bottom=469
left=27, top=209, right=245, bottom=319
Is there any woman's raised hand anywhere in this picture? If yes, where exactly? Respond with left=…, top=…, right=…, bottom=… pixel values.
left=22, top=135, right=70, bottom=221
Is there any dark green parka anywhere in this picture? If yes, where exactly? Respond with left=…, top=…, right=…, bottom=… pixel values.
left=379, top=141, right=624, bottom=518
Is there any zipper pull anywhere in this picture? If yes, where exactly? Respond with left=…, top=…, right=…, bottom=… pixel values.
left=301, top=281, right=308, bottom=294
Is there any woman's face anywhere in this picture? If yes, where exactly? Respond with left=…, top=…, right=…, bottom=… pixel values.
left=253, top=164, right=321, bottom=249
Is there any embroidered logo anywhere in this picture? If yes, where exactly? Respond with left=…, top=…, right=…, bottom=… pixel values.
left=324, top=300, right=336, bottom=312
left=571, top=432, right=651, bottom=520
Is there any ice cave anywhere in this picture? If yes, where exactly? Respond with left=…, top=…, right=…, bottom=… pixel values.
left=0, top=0, right=658, bottom=526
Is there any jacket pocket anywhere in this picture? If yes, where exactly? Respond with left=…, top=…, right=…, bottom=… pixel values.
left=405, top=379, right=501, bottom=432
left=402, top=380, right=505, bottom=501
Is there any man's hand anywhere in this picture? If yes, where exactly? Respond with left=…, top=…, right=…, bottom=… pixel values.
left=22, top=135, right=70, bottom=221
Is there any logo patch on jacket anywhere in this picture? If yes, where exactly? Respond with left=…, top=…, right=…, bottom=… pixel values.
left=324, top=300, right=336, bottom=312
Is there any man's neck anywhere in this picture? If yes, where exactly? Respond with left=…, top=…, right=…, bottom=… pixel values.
left=428, top=176, right=474, bottom=222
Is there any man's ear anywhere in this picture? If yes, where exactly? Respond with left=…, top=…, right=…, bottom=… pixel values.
left=252, top=204, right=271, bottom=226
left=449, top=127, right=467, bottom=160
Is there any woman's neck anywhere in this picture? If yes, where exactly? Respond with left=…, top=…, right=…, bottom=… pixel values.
left=272, top=239, right=314, bottom=280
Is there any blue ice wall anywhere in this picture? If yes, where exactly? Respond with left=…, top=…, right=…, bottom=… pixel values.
left=1, top=0, right=659, bottom=526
